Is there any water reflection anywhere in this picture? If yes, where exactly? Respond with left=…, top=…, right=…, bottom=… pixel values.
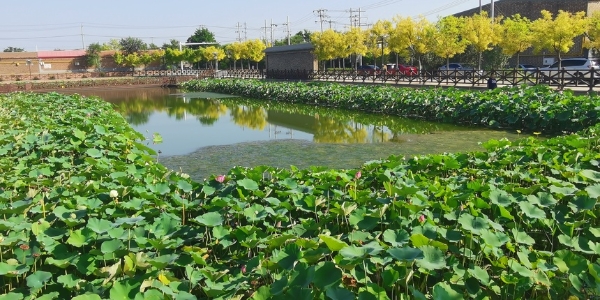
left=58, top=86, right=524, bottom=157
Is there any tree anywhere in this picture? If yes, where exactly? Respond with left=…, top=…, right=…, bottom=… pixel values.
left=366, top=20, right=393, bottom=67
left=101, top=39, right=121, bottom=51
left=3, top=47, right=24, bottom=52
left=187, top=27, right=217, bottom=48
left=311, top=29, right=344, bottom=69
left=273, top=30, right=313, bottom=46
left=162, top=39, right=180, bottom=50
left=119, top=37, right=147, bottom=55
left=389, top=16, right=433, bottom=70
left=86, top=43, right=103, bottom=71
left=226, top=42, right=245, bottom=69
left=202, top=46, right=226, bottom=69
left=462, top=12, right=502, bottom=70
left=498, top=14, right=533, bottom=66
left=164, top=48, right=184, bottom=69
left=428, top=16, right=468, bottom=69
left=585, top=11, right=600, bottom=56
left=344, top=27, right=368, bottom=69
left=530, top=10, right=588, bottom=68
left=243, top=39, right=266, bottom=69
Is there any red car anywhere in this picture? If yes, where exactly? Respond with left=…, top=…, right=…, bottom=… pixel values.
left=385, top=64, right=418, bottom=76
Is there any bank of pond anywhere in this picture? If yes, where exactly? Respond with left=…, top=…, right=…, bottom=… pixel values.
left=1, top=81, right=600, bottom=299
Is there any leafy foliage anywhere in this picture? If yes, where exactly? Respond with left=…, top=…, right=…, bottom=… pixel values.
left=2, top=84, right=600, bottom=299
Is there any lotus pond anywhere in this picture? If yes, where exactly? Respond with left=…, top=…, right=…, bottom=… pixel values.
left=59, top=86, right=529, bottom=181
left=1, top=82, right=600, bottom=299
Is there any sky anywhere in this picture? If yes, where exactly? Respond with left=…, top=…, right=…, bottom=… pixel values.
left=0, top=0, right=491, bottom=52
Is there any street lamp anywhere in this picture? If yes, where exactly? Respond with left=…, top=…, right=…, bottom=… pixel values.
left=213, top=52, right=219, bottom=74
left=379, top=36, right=386, bottom=70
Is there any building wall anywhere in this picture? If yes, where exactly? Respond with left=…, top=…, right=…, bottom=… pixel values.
left=267, top=50, right=317, bottom=71
left=456, top=0, right=596, bottom=66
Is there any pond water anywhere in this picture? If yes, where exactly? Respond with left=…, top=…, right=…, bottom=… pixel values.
left=59, top=85, right=533, bottom=181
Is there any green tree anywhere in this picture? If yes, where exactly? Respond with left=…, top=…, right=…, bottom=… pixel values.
left=274, top=30, right=313, bottom=46
left=162, top=39, right=180, bottom=50
left=164, top=48, right=184, bottom=70
left=86, top=42, right=103, bottom=71
left=498, top=14, right=533, bottom=66
left=584, top=11, right=600, bottom=56
left=3, top=46, right=24, bottom=52
left=428, top=16, right=468, bottom=69
left=530, top=10, right=588, bottom=68
left=101, top=39, right=121, bottom=51
left=462, top=12, right=501, bottom=70
left=311, top=29, right=344, bottom=69
left=187, top=27, right=217, bottom=48
left=119, top=37, right=147, bottom=55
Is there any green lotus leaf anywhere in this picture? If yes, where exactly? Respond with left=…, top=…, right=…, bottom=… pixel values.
left=237, top=178, right=259, bottom=191
left=26, top=271, right=52, bottom=289
left=66, top=228, right=95, bottom=247
left=580, top=169, right=600, bottom=182
left=417, top=245, right=446, bottom=270
left=432, top=282, right=464, bottom=300
left=489, top=188, right=515, bottom=207
left=110, top=279, right=141, bottom=300
left=518, top=201, right=546, bottom=219
left=358, top=283, right=390, bottom=300
left=553, top=250, right=589, bottom=274
left=177, top=180, right=193, bottom=193
left=383, top=229, right=410, bottom=247
left=194, top=212, right=223, bottom=227
left=86, top=148, right=102, bottom=158
left=86, top=218, right=113, bottom=234
left=57, top=273, right=82, bottom=289
left=101, top=239, right=124, bottom=254
left=251, top=286, right=271, bottom=300
left=325, top=286, right=355, bottom=300
left=527, top=192, right=557, bottom=207
left=458, top=214, right=488, bottom=234
left=468, top=266, right=490, bottom=285
left=319, top=234, right=348, bottom=252
left=570, top=195, right=597, bottom=212
left=387, top=247, right=423, bottom=262
left=0, top=293, right=24, bottom=300
left=512, top=229, right=535, bottom=245
left=313, top=261, right=342, bottom=289
left=480, top=229, right=509, bottom=247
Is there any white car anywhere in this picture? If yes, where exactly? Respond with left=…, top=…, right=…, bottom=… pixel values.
left=539, top=58, right=600, bottom=82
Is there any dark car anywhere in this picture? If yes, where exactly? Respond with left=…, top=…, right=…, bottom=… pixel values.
left=357, top=65, right=380, bottom=76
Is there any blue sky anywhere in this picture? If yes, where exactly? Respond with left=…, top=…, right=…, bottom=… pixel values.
left=1, top=0, right=489, bottom=51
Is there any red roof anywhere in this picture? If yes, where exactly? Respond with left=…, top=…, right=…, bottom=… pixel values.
left=37, top=50, right=86, bottom=59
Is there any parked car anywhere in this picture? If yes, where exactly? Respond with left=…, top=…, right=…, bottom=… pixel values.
left=539, top=58, right=600, bottom=82
left=438, top=63, right=482, bottom=77
left=357, top=65, right=380, bottom=76
left=385, top=63, right=418, bottom=76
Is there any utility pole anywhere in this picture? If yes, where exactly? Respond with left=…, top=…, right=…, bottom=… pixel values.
left=235, top=22, right=242, bottom=42
left=479, top=0, right=482, bottom=13
left=284, top=16, right=291, bottom=45
left=262, top=20, right=269, bottom=45
left=270, top=19, right=278, bottom=46
left=244, top=22, right=247, bottom=41
left=314, top=9, right=328, bottom=32
left=80, top=23, right=85, bottom=49
left=491, top=0, right=495, bottom=23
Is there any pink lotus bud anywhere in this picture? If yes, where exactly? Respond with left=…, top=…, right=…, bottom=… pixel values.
left=215, top=175, right=225, bottom=183
left=419, top=215, right=426, bottom=223
left=355, top=171, right=362, bottom=180
left=241, top=265, right=246, bottom=273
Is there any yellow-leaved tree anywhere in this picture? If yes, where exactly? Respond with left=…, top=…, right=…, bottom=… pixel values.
left=164, top=48, right=184, bottom=69
left=389, top=16, right=433, bottom=70
left=366, top=20, right=393, bottom=67
left=497, top=14, right=533, bottom=66
left=225, top=42, right=245, bottom=69
left=311, top=29, right=344, bottom=69
left=201, top=46, right=226, bottom=69
left=428, top=16, right=468, bottom=69
left=344, top=27, right=368, bottom=70
left=462, top=12, right=502, bottom=70
left=530, top=10, right=589, bottom=68
left=243, top=39, right=266, bottom=69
